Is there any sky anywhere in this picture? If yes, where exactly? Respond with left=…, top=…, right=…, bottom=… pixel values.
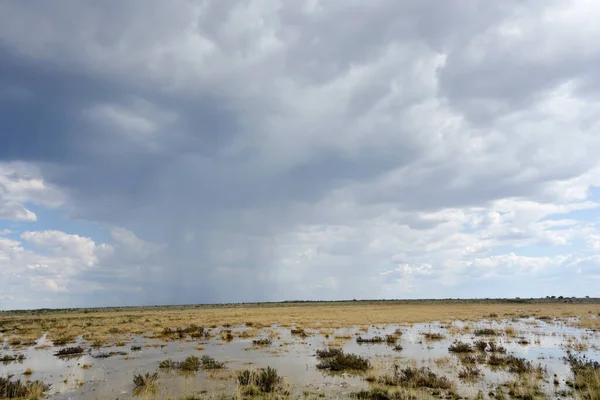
left=1, top=0, right=600, bottom=310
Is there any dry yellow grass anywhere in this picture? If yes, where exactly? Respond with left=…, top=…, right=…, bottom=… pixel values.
left=1, top=302, right=598, bottom=341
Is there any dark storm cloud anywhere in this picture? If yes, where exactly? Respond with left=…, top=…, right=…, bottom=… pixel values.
left=1, top=0, right=600, bottom=307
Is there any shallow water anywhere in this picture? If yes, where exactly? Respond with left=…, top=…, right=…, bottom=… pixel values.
left=1, top=318, right=599, bottom=399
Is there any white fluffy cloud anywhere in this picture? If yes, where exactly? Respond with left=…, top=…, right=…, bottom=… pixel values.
left=0, top=163, right=64, bottom=222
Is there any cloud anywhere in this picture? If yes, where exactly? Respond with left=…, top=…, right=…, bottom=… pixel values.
left=0, top=163, right=64, bottom=221
left=1, top=0, right=600, bottom=308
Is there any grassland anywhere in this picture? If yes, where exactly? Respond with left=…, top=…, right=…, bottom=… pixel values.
left=1, top=299, right=599, bottom=344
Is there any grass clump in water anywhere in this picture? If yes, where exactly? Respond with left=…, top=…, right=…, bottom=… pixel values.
left=423, top=332, right=445, bottom=341
left=178, top=355, right=201, bottom=371
left=159, top=356, right=205, bottom=372
left=385, top=334, right=399, bottom=344
left=291, top=328, right=308, bottom=337
left=0, top=376, right=50, bottom=399
left=159, top=358, right=176, bottom=369
left=458, top=366, right=481, bottom=381
left=252, top=338, right=272, bottom=347
left=487, top=354, right=540, bottom=375
left=351, top=387, right=417, bottom=400
left=221, top=329, right=234, bottom=342
left=564, top=352, right=600, bottom=396
left=448, top=341, right=473, bottom=353
left=356, top=336, right=384, bottom=344
left=236, top=366, right=288, bottom=396
left=378, top=364, right=452, bottom=389
left=133, top=372, right=158, bottom=395
left=54, top=346, right=84, bottom=357
left=474, top=328, right=498, bottom=336
left=316, top=348, right=370, bottom=371
left=474, top=340, right=506, bottom=353
left=0, top=354, right=25, bottom=363
left=201, top=355, right=225, bottom=370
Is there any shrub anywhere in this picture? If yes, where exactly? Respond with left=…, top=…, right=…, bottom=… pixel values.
left=131, top=345, right=142, bottom=351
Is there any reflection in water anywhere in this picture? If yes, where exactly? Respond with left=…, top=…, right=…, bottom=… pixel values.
left=0, top=318, right=598, bottom=399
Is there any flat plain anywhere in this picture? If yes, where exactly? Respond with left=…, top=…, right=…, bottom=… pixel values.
left=1, top=299, right=599, bottom=399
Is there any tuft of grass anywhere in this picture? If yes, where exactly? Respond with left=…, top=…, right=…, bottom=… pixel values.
left=0, top=376, right=50, bottom=399
left=220, top=330, right=234, bottom=342
left=460, top=355, right=477, bottom=365
left=487, top=354, right=539, bottom=375
left=458, top=366, right=481, bottom=381
left=474, top=340, right=488, bottom=352
left=356, top=336, right=384, bottom=344
left=423, top=332, right=445, bottom=341
left=178, top=355, right=200, bottom=371
left=52, top=335, right=75, bottom=346
left=448, top=341, right=473, bottom=353
left=201, top=355, right=225, bottom=370
left=474, top=340, right=506, bottom=353
left=133, top=372, right=158, bottom=395
left=315, top=348, right=343, bottom=358
left=385, top=334, right=399, bottom=344
left=291, top=328, right=308, bottom=337
left=378, top=364, right=452, bottom=389
left=236, top=367, right=288, bottom=395
left=564, top=352, right=600, bottom=396
left=23, top=368, right=33, bottom=376
left=161, top=324, right=206, bottom=340
left=351, top=387, right=415, bottom=400
left=392, top=344, right=403, bottom=351
left=252, top=338, right=272, bottom=347
left=159, top=358, right=176, bottom=369
left=316, top=348, right=370, bottom=371
left=474, top=328, right=498, bottom=336
left=0, top=354, right=25, bottom=363
left=54, top=346, right=84, bottom=357
left=131, top=345, right=142, bottom=351
left=159, top=355, right=219, bottom=371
